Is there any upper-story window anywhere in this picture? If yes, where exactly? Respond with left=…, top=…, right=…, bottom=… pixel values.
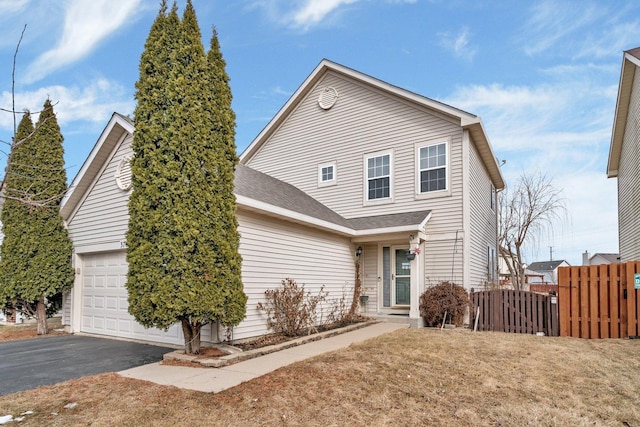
left=418, top=142, right=447, bottom=193
left=318, top=161, right=336, bottom=187
left=366, top=151, right=392, bottom=201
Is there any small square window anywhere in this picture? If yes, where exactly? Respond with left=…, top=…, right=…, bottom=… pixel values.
left=318, top=162, right=336, bottom=187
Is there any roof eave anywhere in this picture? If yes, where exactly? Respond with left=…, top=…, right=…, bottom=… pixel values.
left=240, top=59, right=482, bottom=165
left=239, top=60, right=331, bottom=164
left=60, top=113, right=134, bottom=220
left=607, top=51, right=640, bottom=178
left=463, top=118, right=505, bottom=189
left=237, top=193, right=432, bottom=238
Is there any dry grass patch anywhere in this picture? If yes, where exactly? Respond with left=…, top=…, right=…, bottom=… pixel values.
left=1, top=328, right=639, bottom=426
left=0, top=318, right=65, bottom=342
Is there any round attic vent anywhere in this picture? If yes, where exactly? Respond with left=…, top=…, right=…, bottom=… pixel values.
left=318, top=87, right=338, bottom=110
left=115, top=156, right=133, bottom=191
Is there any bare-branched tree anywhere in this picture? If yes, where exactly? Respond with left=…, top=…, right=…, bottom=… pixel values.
left=499, top=172, right=566, bottom=290
left=0, top=25, right=74, bottom=330
left=1, top=25, right=66, bottom=208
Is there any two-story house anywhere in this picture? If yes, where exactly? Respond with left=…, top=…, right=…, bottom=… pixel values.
left=608, top=47, right=640, bottom=262
left=60, top=60, right=504, bottom=346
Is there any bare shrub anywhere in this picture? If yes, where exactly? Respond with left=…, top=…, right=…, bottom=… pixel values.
left=419, top=281, right=469, bottom=327
left=257, top=278, right=330, bottom=337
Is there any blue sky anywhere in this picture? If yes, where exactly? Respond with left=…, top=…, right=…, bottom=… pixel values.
left=1, top=0, right=639, bottom=265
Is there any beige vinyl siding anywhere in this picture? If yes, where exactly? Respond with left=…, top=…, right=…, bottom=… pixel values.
left=618, top=66, right=640, bottom=261
left=246, top=71, right=464, bottom=235
left=67, top=135, right=133, bottom=249
left=361, top=243, right=378, bottom=313
left=62, top=289, right=71, bottom=326
left=424, top=237, right=464, bottom=287
left=468, top=138, right=498, bottom=288
left=234, top=209, right=355, bottom=340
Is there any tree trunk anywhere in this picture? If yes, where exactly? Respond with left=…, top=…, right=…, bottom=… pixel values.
left=348, top=258, right=362, bottom=319
left=36, top=296, right=48, bottom=335
left=180, top=318, right=202, bottom=355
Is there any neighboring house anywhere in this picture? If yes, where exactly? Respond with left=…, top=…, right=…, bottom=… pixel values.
left=582, top=251, right=620, bottom=266
left=525, top=260, right=570, bottom=285
left=60, top=59, right=504, bottom=346
left=498, top=252, right=517, bottom=288
left=608, top=47, right=640, bottom=262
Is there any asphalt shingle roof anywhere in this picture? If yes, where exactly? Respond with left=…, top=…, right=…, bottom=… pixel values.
left=234, top=164, right=430, bottom=233
left=526, top=260, right=568, bottom=272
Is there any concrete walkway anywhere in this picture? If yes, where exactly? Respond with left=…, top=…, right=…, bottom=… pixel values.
left=119, top=322, right=407, bottom=393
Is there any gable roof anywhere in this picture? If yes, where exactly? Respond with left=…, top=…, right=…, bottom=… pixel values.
left=239, top=59, right=504, bottom=190
left=526, top=260, right=569, bottom=272
left=589, top=253, right=620, bottom=264
left=60, top=112, right=133, bottom=220
left=62, top=113, right=432, bottom=238
left=607, top=47, right=640, bottom=177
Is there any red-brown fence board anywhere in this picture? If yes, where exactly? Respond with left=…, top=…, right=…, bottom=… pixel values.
left=470, top=289, right=558, bottom=337
left=558, top=261, right=640, bottom=339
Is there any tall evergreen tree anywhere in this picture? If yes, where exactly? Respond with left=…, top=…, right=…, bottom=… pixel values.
left=206, top=27, right=246, bottom=329
left=0, top=101, right=74, bottom=334
left=127, top=0, right=246, bottom=354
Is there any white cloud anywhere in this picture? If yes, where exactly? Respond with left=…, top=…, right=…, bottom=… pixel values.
left=288, top=0, right=360, bottom=28
left=0, top=78, right=134, bottom=131
left=438, top=27, right=477, bottom=62
left=0, top=0, right=32, bottom=14
left=520, top=1, right=640, bottom=60
left=521, top=1, right=600, bottom=56
left=24, top=0, right=143, bottom=83
left=248, top=0, right=416, bottom=31
left=573, top=20, right=640, bottom=60
left=527, top=171, right=618, bottom=265
left=444, top=75, right=620, bottom=263
left=444, top=80, right=615, bottom=154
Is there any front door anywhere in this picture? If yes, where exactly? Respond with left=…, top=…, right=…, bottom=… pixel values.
left=393, top=247, right=411, bottom=306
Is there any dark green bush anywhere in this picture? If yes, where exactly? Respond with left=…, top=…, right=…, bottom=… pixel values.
left=419, top=281, right=469, bottom=327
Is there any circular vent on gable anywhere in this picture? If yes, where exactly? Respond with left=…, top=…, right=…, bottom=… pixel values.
left=318, top=87, right=338, bottom=110
left=115, top=156, right=133, bottom=191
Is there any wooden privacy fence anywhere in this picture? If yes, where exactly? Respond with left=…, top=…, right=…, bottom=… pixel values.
left=469, top=289, right=559, bottom=336
left=558, top=262, right=640, bottom=339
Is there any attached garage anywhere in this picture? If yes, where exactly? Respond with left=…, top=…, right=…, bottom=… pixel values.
left=79, top=251, right=184, bottom=346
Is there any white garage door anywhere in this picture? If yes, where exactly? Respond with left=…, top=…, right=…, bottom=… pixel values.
left=80, top=251, right=184, bottom=346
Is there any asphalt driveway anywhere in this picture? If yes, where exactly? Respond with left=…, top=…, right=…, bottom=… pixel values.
left=0, top=335, right=172, bottom=396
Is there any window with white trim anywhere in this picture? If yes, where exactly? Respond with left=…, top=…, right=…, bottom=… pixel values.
left=487, top=245, right=497, bottom=282
left=490, top=183, right=496, bottom=211
left=418, top=142, right=447, bottom=193
left=318, top=162, right=336, bottom=187
left=366, top=152, right=391, bottom=200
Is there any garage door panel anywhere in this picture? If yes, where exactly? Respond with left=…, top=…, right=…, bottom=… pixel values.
left=81, top=251, right=184, bottom=346
left=83, top=296, right=93, bottom=308
left=82, top=315, right=93, bottom=329
left=119, top=319, right=132, bottom=333
left=105, top=317, right=118, bottom=332
left=104, top=296, right=117, bottom=310
left=94, top=277, right=106, bottom=288
left=94, top=296, right=105, bottom=309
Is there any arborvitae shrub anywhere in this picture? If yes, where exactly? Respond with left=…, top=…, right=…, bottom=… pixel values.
left=419, top=281, right=469, bottom=327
